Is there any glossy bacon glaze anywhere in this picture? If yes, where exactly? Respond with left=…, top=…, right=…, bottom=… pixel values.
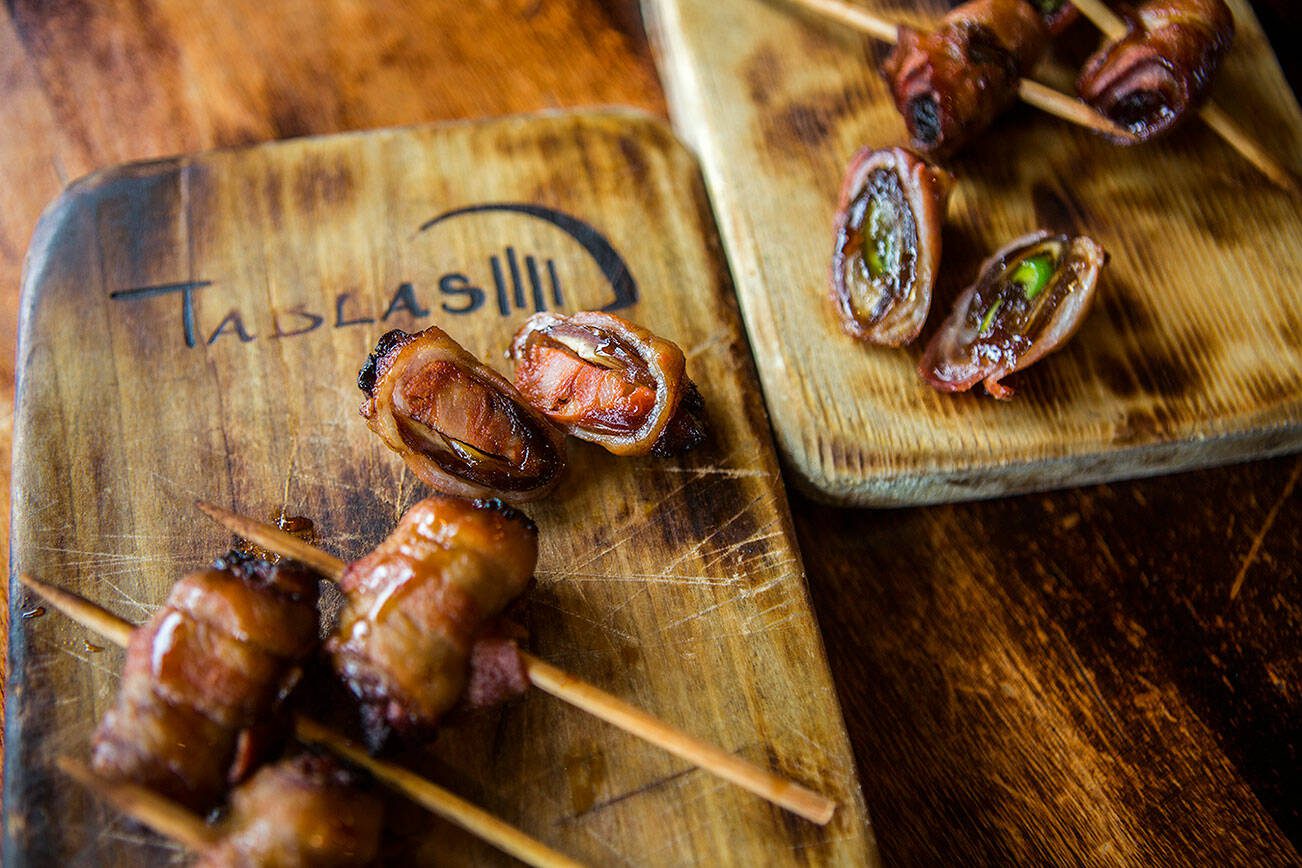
left=831, top=148, right=954, bottom=346
left=510, top=311, right=707, bottom=456
left=328, top=496, right=537, bottom=745
left=881, top=0, right=1049, bottom=155
left=920, top=231, right=1107, bottom=399
left=1077, top=0, right=1235, bottom=142
left=196, top=754, right=383, bottom=868
left=91, top=554, right=320, bottom=811
left=360, top=327, right=567, bottom=502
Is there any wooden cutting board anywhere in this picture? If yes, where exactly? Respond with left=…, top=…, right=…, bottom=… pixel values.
left=3, top=110, right=876, bottom=865
left=645, top=0, right=1302, bottom=506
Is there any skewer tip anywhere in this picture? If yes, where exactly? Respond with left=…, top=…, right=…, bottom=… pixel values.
left=57, top=756, right=217, bottom=850
left=193, top=500, right=346, bottom=580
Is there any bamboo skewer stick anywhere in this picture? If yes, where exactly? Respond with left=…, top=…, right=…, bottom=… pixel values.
left=292, top=718, right=584, bottom=868
left=1055, top=0, right=1297, bottom=192
left=784, top=0, right=1137, bottom=141
left=20, top=574, right=583, bottom=868
left=195, top=501, right=839, bottom=826
left=519, top=653, right=835, bottom=824
left=57, top=757, right=219, bottom=852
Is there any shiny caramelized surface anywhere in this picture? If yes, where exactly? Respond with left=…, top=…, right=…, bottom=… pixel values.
left=362, top=327, right=566, bottom=499
left=330, top=496, right=537, bottom=740
left=514, top=337, right=658, bottom=436
left=90, top=558, right=320, bottom=811
left=197, top=755, right=383, bottom=868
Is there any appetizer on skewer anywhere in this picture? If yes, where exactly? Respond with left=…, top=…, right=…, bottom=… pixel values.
left=23, top=572, right=585, bottom=867
left=199, top=501, right=838, bottom=825
left=196, top=753, right=384, bottom=868
left=329, top=495, right=536, bottom=746
left=831, top=147, right=954, bottom=346
left=63, top=753, right=383, bottom=868
left=881, top=0, right=1051, bottom=155
left=90, top=551, right=321, bottom=811
left=920, top=230, right=1108, bottom=399
left=360, top=327, right=567, bottom=502
left=1076, top=0, right=1235, bottom=143
left=509, top=311, right=707, bottom=456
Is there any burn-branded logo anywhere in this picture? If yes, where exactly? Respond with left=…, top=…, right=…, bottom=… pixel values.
left=110, top=203, right=639, bottom=347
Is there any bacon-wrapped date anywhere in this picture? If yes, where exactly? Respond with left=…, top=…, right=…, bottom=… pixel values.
left=1076, top=0, right=1234, bottom=142
left=360, top=327, right=567, bottom=502
left=328, top=496, right=537, bottom=746
left=90, top=553, right=321, bottom=811
left=509, top=311, right=707, bottom=457
left=832, top=148, right=954, bottom=346
left=196, top=754, right=384, bottom=868
left=919, top=231, right=1107, bottom=399
left=881, top=0, right=1049, bottom=156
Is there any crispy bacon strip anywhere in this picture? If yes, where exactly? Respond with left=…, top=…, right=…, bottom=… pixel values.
left=196, top=754, right=383, bottom=868
left=920, top=231, right=1107, bottom=399
left=510, top=312, right=707, bottom=456
left=831, top=148, right=954, bottom=346
left=1077, top=0, right=1235, bottom=142
left=881, top=0, right=1049, bottom=155
left=328, top=496, right=537, bottom=747
left=360, top=327, right=567, bottom=502
left=91, top=553, right=320, bottom=811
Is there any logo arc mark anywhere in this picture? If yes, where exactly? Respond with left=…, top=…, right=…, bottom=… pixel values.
left=418, top=203, right=637, bottom=312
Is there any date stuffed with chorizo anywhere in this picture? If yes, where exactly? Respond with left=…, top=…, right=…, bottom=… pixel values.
left=1076, top=0, right=1235, bottom=142
left=881, top=0, right=1050, bottom=156
left=328, top=495, right=537, bottom=747
left=920, top=231, right=1107, bottom=399
left=359, top=327, right=567, bottom=502
left=90, top=552, right=321, bottom=811
left=196, top=754, right=384, bottom=868
left=510, top=311, right=707, bottom=456
left=832, top=148, right=954, bottom=346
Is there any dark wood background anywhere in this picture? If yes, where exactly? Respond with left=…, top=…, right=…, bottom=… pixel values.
left=1, top=1, right=1297, bottom=864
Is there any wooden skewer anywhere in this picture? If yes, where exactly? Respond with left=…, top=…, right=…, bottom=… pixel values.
left=292, top=717, right=584, bottom=868
left=1068, top=0, right=1298, bottom=192
left=57, top=757, right=218, bottom=852
left=20, top=574, right=583, bottom=868
left=20, top=573, right=134, bottom=647
left=195, top=501, right=839, bottom=826
left=784, top=0, right=1137, bottom=141
left=519, top=653, right=835, bottom=824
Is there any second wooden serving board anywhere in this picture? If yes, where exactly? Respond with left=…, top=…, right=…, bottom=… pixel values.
left=4, top=110, right=875, bottom=865
left=646, top=0, right=1302, bottom=505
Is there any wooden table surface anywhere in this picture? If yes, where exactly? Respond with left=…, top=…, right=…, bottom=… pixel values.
left=1, top=1, right=1297, bottom=864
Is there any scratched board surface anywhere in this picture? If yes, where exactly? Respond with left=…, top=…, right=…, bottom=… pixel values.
left=645, top=0, right=1302, bottom=506
left=3, top=110, right=875, bottom=865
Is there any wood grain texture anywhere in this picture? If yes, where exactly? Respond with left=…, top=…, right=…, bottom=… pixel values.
left=3, top=112, right=874, bottom=864
left=646, top=0, right=1302, bottom=505
left=0, top=0, right=666, bottom=772
left=797, top=453, right=1301, bottom=864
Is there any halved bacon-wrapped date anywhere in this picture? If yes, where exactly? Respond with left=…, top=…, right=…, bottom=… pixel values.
left=328, top=496, right=537, bottom=746
left=196, top=754, right=384, bottom=868
left=832, top=148, right=954, bottom=346
left=1076, top=0, right=1234, bottom=142
left=90, top=552, right=321, bottom=811
left=509, top=311, right=707, bottom=457
left=359, top=327, right=567, bottom=502
left=920, top=231, right=1107, bottom=399
left=881, top=0, right=1049, bottom=155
